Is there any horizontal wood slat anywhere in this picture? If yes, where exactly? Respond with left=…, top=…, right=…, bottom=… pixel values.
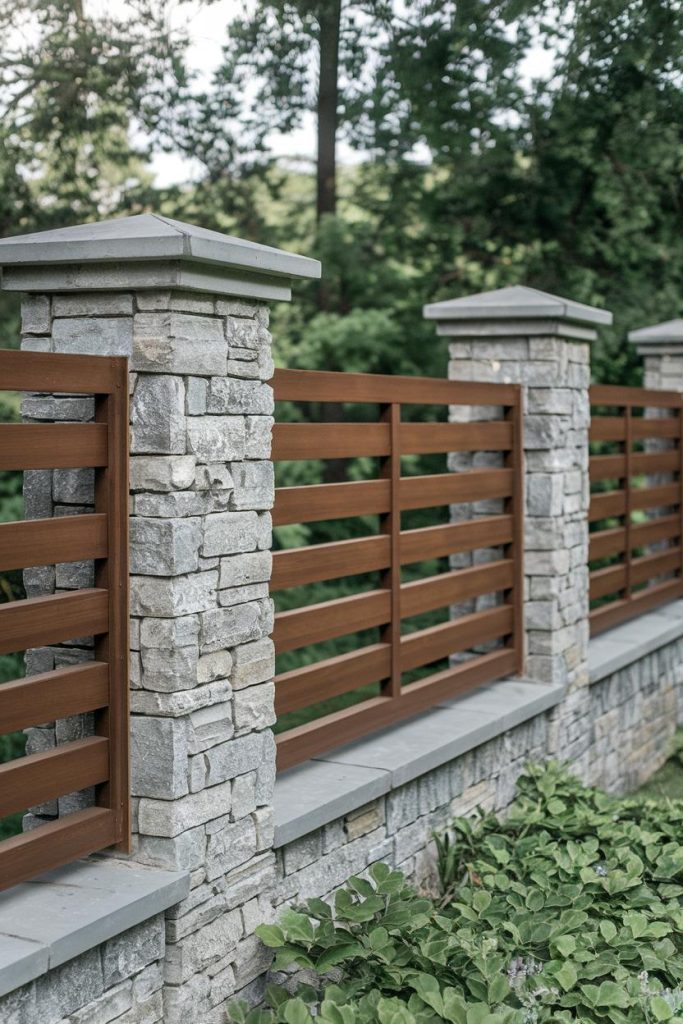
left=273, top=367, right=518, bottom=407
left=276, top=648, right=516, bottom=770
left=589, top=450, right=680, bottom=482
left=591, top=384, right=683, bottom=408
left=401, top=516, right=513, bottom=563
left=275, top=644, right=390, bottom=716
left=589, top=514, right=680, bottom=561
left=274, top=589, right=391, bottom=653
left=0, top=736, right=109, bottom=818
left=401, top=469, right=513, bottom=511
left=590, top=548, right=682, bottom=602
left=0, top=423, right=108, bottom=470
left=590, top=578, right=683, bottom=636
left=401, top=605, right=513, bottom=672
left=0, top=662, right=110, bottom=735
left=0, top=350, right=123, bottom=395
left=273, top=422, right=390, bottom=460
left=0, top=588, right=109, bottom=654
left=0, top=513, right=108, bottom=571
left=0, top=808, right=117, bottom=893
left=400, top=421, right=512, bottom=454
left=273, top=479, right=390, bottom=525
left=401, top=560, right=514, bottom=619
left=589, top=483, right=680, bottom=522
left=271, top=535, right=390, bottom=591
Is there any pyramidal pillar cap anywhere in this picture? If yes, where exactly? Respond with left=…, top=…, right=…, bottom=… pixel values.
left=423, top=285, right=612, bottom=341
left=629, top=319, right=683, bottom=355
left=0, top=214, right=321, bottom=303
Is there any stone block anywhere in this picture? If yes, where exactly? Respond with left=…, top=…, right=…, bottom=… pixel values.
left=229, top=462, right=274, bottom=510
left=133, top=312, right=227, bottom=375
left=164, top=909, right=242, bottom=985
left=131, top=716, right=189, bottom=799
left=53, top=467, right=94, bottom=505
left=130, top=571, right=217, bottom=617
left=130, top=518, right=201, bottom=576
left=140, top=645, right=199, bottom=693
left=194, top=464, right=234, bottom=492
left=130, top=456, right=196, bottom=492
left=187, top=416, right=245, bottom=462
left=186, top=376, right=208, bottom=415
left=244, top=416, right=273, bottom=459
left=134, top=491, right=230, bottom=517
left=205, top=815, right=257, bottom=880
left=231, top=771, right=257, bottom=820
left=200, top=604, right=262, bottom=652
left=231, top=638, right=275, bottom=689
left=139, top=615, right=199, bottom=649
left=187, top=702, right=234, bottom=753
left=52, top=316, right=133, bottom=356
left=219, top=552, right=272, bottom=590
left=131, top=376, right=186, bottom=454
left=138, top=779, right=232, bottom=838
left=53, top=293, right=134, bottom=316
left=204, top=732, right=271, bottom=786
left=202, top=511, right=259, bottom=557
left=102, top=917, right=164, bottom=988
left=225, top=316, right=260, bottom=348
left=21, top=295, right=50, bottom=334
left=207, top=378, right=273, bottom=416
left=233, top=681, right=276, bottom=734
left=130, top=680, right=231, bottom=718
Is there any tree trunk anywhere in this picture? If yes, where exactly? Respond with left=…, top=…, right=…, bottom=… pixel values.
left=317, top=0, right=347, bottom=483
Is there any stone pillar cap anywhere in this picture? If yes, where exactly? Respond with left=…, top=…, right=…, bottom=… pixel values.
left=0, top=214, right=321, bottom=302
left=423, top=284, right=612, bottom=327
left=629, top=318, right=683, bottom=350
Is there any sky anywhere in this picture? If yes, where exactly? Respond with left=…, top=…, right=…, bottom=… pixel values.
left=94, top=0, right=556, bottom=187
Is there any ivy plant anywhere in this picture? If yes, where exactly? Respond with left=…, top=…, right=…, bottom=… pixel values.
left=230, top=763, right=683, bottom=1024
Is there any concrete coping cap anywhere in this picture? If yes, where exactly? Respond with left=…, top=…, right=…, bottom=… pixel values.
left=0, top=214, right=321, bottom=282
left=628, top=318, right=683, bottom=346
left=423, top=285, right=612, bottom=326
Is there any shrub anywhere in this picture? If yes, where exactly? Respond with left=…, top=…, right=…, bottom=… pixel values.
left=232, top=763, right=683, bottom=1024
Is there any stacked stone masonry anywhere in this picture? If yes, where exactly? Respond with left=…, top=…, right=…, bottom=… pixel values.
left=16, top=290, right=278, bottom=1022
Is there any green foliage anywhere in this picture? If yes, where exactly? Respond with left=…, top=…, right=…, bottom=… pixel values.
left=231, top=764, right=683, bottom=1024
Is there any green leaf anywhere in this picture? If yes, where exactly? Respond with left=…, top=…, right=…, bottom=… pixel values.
left=283, top=998, right=313, bottom=1024
left=594, top=982, right=630, bottom=1008
left=554, top=935, right=576, bottom=958
left=650, top=998, right=674, bottom=1021
left=256, top=924, right=285, bottom=948
left=556, top=963, right=578, bottom=992
left=599, top=920, right=617, bottom=943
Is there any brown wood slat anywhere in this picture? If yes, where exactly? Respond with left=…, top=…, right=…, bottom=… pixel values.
left=273, top=367, right=519, bottom=407
left=0, top=736, right=109, bottom=818
left=401, top=469, right=513, bottom=511
left=0, top=588, right=108, bottom=655
left=400, top=516, right=513, bottom=563
left=401, top=560, right=514, bottom=619
left=273, top=479, right=390, bottom=526
left=631, top=547, right=682, bottom=586
left=590, top=416, right=625, bottom=442
left=272, top=422, right=390, bottom=460
left=400, top=421, right=512, bottom=455
left=273, top=589, right=391, bottom=653
left=590, top=578, right=683, bottom=636
left=275, top=644, right=390, bottom=716
left=380, top=402, right=401, bottom=698
left=590, top=563, right=626, bottom=602
left=590, top=514, right=680, bottom=561
left=401, top=605, right=513, bottom=672
left=0, top=808, right=116, bottom=893
left=590, top=384, right=683, bottom=408
left=590, top=450, right=680, bottom=481
left=633, top=418, right=681, bottom=440
left=271, top=535, right=390, bottom=591
left=0, top=423, right=108, bottom=470
left=0, top=350, right=121, bottom=395
left=276, top=648, right=516, bottom=770
left=0, top=513, right=108, bottom=571
left=590, top=483, right=680, bottom=523
left=0, top=662, right=109, bottom=735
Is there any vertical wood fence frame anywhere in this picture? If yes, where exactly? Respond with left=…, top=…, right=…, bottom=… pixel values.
left=0, top=350, right=130, bottom=890
left=271, top=368, right=524, bottom=769
left=589, top=384, right=683, bottom=635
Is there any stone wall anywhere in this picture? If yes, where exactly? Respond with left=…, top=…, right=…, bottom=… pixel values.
left=15, top=288, right=279, bottom=1022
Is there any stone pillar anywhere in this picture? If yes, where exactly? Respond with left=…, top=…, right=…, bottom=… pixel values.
left=423, top=287, right=612, bottom=714
left=0, top=215, right=320, bottom=1020
left=629, top=318, right=683, bottom=391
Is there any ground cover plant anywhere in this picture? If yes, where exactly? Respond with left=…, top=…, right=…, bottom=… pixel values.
left=234, top=763, right=683, bottom=1024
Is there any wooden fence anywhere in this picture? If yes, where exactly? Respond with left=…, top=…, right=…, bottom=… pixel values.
left=271, top=368, right=524, bottom=769
left=589, top=384, right=683, bottom=635
left=0, top=350, right=129, bottom=890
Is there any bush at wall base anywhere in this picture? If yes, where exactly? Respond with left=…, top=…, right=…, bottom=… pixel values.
left=230, top=763, right=683, bottom=1024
